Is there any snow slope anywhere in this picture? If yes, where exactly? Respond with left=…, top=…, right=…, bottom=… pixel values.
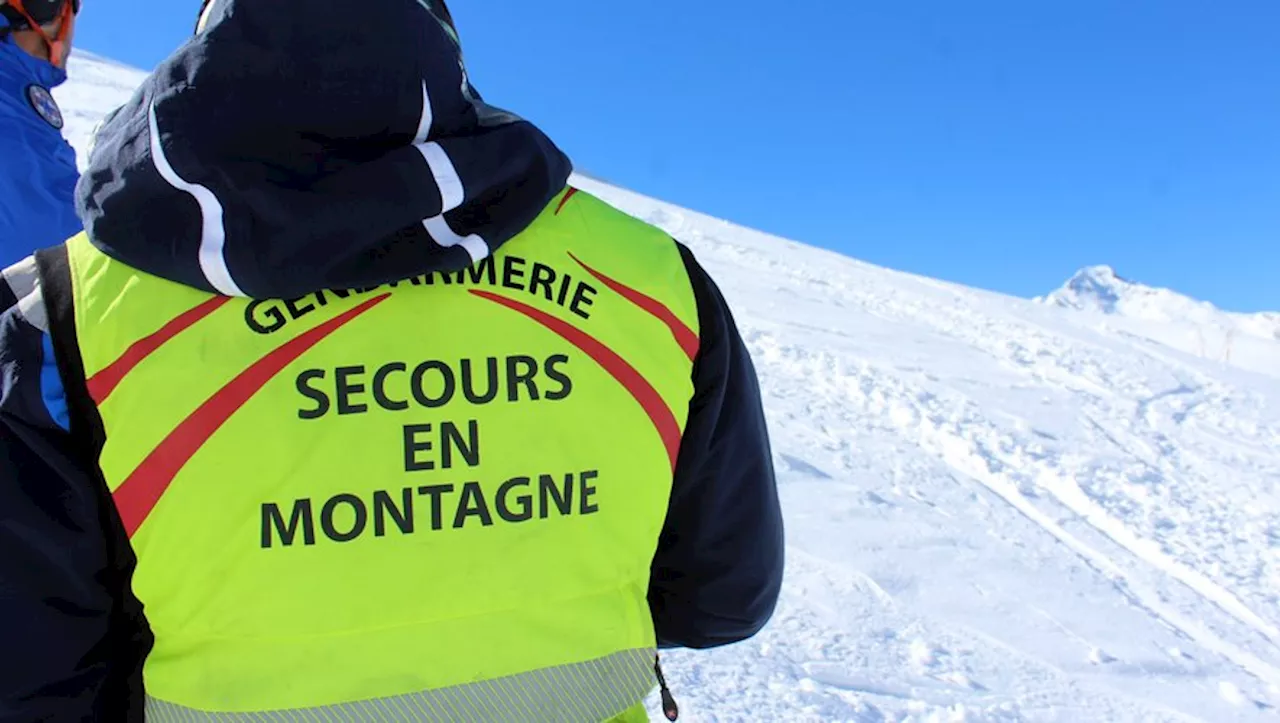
left=55, top=51, right=1280, bottom=722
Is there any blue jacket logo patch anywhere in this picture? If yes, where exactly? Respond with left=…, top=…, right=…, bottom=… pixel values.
left=26, top=84, right=64, bottom=130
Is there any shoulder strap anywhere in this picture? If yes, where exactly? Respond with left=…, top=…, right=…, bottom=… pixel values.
left=34, top=244, right=106, bottom=459
left=34, top=243, right=152, bottom=719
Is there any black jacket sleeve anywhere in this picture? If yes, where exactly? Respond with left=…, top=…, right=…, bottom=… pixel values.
left=648, top=243, right=784, bottom=650
left=0, top=256, right=150, bottom=723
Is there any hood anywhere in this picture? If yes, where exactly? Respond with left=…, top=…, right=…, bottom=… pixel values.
left=76, top=0, right=571, bottom=298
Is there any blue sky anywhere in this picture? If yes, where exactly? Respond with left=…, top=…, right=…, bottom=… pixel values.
left=76, top=1, right=1280, bottom=311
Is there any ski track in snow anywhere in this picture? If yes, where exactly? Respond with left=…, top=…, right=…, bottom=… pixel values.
left=57, top=55, right=1280, bottom=722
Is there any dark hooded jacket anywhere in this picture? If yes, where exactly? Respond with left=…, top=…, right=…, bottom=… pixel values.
left=0, top=1, right=783, bottom=720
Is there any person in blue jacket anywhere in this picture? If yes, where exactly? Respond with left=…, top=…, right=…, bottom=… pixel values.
left=0, top=0, right=81, bottom=266
left=0, top=1, right=783, bottom=720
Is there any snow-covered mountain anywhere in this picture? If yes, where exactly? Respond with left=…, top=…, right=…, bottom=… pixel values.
left=1044, top=265, right=1276, bottom=329
left=53, top=51, right=1280, bottom=722
left=55, top=50, right=149, bottom=169
left=1039, top=265, right=1280, bottom=379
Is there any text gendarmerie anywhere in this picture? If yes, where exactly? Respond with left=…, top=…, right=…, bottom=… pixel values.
left=245, top=255, right=598, bottom=335
left=262, top=472, right=601, bottom=548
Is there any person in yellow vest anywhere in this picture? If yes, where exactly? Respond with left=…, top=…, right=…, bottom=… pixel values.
left=0, top=1, right=783, bottom=721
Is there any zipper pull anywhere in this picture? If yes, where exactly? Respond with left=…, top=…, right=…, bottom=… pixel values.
left=654, top=655, right=679, bottom=721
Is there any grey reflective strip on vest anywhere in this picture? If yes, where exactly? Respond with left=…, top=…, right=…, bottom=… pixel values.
left=2, top=256, right=48, bottom=333
left=146, top=648, right=655, bottom=723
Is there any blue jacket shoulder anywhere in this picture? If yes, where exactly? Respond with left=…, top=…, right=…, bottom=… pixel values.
left=0, top=34, right=81, bottom=267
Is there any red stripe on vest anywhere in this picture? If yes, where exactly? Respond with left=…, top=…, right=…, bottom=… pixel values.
left=554, top=186, right=580, bottom=215
left=112, top=294, right=391, bottom=537
left=568, top=252, right=699, bottom=361
left=470, top=289, right=682, bottom=472
left=87, top=296, right=232, bottom=404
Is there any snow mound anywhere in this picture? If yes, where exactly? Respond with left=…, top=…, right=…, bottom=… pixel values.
left=57, top=53, right=1280, bottom=722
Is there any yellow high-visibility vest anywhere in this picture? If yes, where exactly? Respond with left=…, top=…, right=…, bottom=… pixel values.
left=67, top=188, right=699, bottom=722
